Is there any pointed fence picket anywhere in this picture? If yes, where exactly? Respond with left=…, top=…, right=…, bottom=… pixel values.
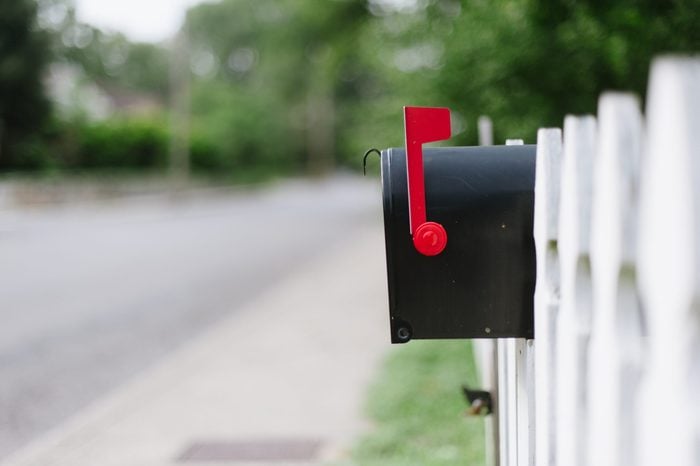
left=533, top=128, right=562, bottom=466
left=637, top=57, right=700, bottom=466
left=587, top=93, right=643, bottom=466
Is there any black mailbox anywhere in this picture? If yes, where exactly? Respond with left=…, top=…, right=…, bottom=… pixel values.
left=378, top=107, right=536, bottom=343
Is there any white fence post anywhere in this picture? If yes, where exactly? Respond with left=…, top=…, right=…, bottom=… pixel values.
left=473, top=338, right=499, bottom=466
left=587, top=93, right=644, bottom=466
left=637, top=57, right=700, bottom=466
left=478, top=115, right=494, bottom=146
left=555, top=115, right=596, bottom=466
left=495, top=137, right=535, bottom=466
left=516, top=339, right=535, bottom=466
left=533, top=128, right=563, bottom=466
left=473, top=114, right=499, bottom=466
left=497, top=337, right=534, bottom=466
left=498, top=338, right=516, bottom=466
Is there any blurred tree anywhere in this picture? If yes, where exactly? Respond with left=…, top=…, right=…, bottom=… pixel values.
left=431, top=0, right=700, bottom=142
left=66, top=31, right=169, bottom=99
left=59, top=23, right=169, bottom=98
left=522, top=0, right=700, bottom=111
left=37, top=0, right=169, bottom=100
left=343, top=0, right=700, bottom=151
left=8, top=0, right=699, bottom=176
left=0, top=0, right=51, bottom=169
left=185, top=0, right=371, bottom=175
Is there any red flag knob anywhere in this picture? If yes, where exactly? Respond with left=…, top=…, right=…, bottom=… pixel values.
left=413, top=221, right=448, bottom=256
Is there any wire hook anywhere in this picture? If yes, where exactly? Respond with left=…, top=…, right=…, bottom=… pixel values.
left=363, top=148, right=381, bottom=176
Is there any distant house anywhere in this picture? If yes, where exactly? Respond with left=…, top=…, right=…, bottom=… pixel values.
left=99, top=83, right=163, bottom=118
left=46, top=63, right=163, bottom=120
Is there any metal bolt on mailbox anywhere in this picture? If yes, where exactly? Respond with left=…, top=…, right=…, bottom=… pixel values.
left=374, top=106, right=536, bottom=343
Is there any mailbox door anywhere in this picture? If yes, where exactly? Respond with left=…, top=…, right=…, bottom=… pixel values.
left=381, top=145, right=536, bottom=343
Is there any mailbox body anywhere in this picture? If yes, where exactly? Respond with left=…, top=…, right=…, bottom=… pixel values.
left=381, top=145, right=536, bottom=343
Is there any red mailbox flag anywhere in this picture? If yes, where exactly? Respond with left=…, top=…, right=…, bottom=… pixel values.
left=403, top=106, right=452, bottom=256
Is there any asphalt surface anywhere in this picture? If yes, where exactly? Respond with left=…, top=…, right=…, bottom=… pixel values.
left=0, top=176, right=382, bottom=459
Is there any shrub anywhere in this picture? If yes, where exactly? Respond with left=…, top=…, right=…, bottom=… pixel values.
left=189, top=134, right=231, bottom=173
left=75, top=119, right=169, bottom=170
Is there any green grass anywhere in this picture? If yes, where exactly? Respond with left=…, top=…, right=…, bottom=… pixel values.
left=341, top=340, right=486, bottom=466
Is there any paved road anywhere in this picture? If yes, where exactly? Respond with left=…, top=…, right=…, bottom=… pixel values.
left=0, top=176, right=382, bottom=459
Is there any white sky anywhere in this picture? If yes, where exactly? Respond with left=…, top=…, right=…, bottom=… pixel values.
left=74, top=0, right=206, bottom=43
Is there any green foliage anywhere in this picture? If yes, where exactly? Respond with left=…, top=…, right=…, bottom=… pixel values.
left=373, top=0, right=700, bottom=144
left=7, top=0, right=700, bottom=176
left=5, top=117, right=235, bottom=175
left=11, top=135, right=55, bottom=170
left=190, top=80, right=302, bottom=173
left=75, top=119, right=168, bottom=169
left=66, top=31, right=169, bottom=99
left=41, top=0, right=170, bottom=98
left=185, top=0, right=371, bottom=174
left=189, top=134, right=227, bottom=172
left=68, top=119, right=243, bottom=174
left=0, top=0, right=51, bottom=169
left=340, top=341, right=485, bottom=466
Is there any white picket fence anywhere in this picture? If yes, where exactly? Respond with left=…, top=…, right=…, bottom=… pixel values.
left=477, top=56, right=700, bottom=466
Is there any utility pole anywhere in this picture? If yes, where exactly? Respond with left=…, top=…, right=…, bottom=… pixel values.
left=305, top=46, right=335, bottom=177
left=169, top=24, right=191, bottom=190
